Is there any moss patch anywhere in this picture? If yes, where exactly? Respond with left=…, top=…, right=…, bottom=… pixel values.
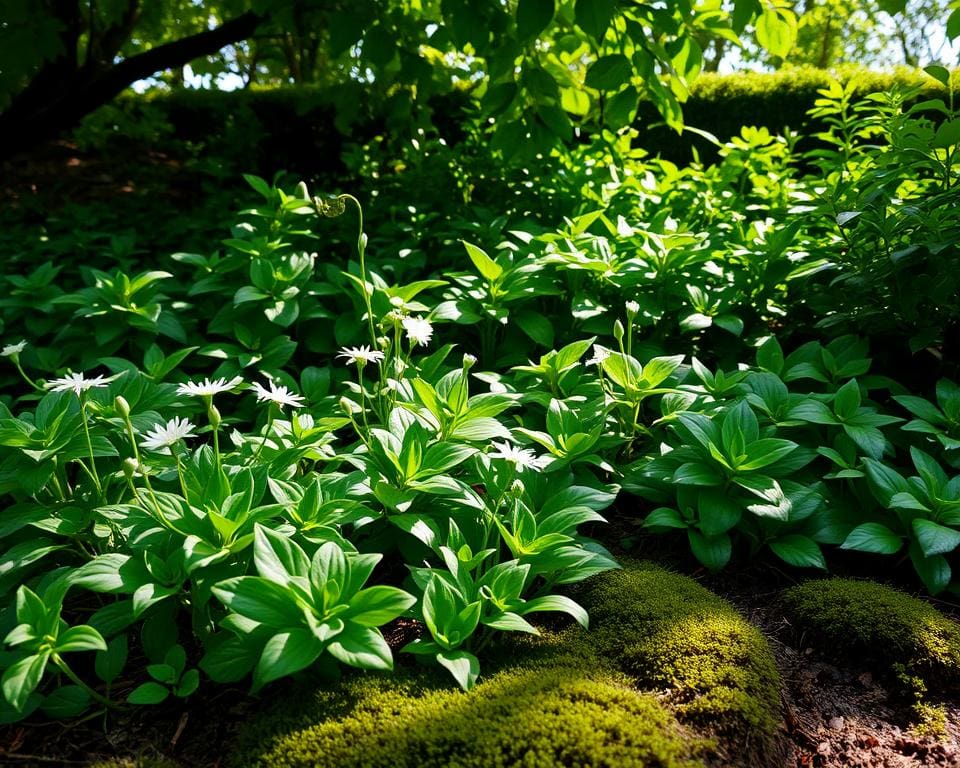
left=781, top=578, right=960, bottom=689
left=577, top=561, right=783, bottom=761
left=231, top=562, right=783, bottom=768
left=233, top=663, right=707, bottom=768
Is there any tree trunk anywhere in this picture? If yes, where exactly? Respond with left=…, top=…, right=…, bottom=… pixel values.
left=0, top=10, right=264, bottom=158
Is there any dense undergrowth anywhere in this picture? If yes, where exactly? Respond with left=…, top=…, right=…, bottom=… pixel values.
left=0, top=69, right=959, bottom=726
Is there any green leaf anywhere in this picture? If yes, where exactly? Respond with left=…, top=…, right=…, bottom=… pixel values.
left=737, top=438, right=798, bottom=471
left=40, top=685, right=90, bottom=719
left=462, top=241, right=502, bottom=282
left=687, top=530, right=732, bottom=571
left=518, top=594, right=589, bottom=628
left=575, top=0, right=617, bottom=40
left=912, top=519, right=960, bottom=557
left=833, top=379, right=861, bottom=420
left=2, top=653, right=48, bottom=711
left=755, top=7, right=796, bottom=58
left=127, top=681, right=169, bottom=705
left=585, top=54, right=631, bottom=90
left=644, top=507, right=687, bottom=530
left=909, top=542, right=951, bottom=595
left=327, top=626, right=394, bottom=670
left=95, top=635, right=128, bottom=684
left=211, top=577, right=304, bottom=628
left=253, top=629, right=325, bottom=692
left=768, top=535, right=826, bottom=569
left=435, top=649, right=480, bottom=691
left=697, top=490, right=742, bottom=537
left=56, top=625, right=107, bottom=654
left=840, top=523, right=903, bottom=555
left=347, top=586, right=417, bottom=627
left=517, top=0, right=554, bottom=41
left=924, top=65, right=951, bottom=87
left=756, top=337, right=784, bottom=375
left=673, top=462, right=724, bottom=486
left=253, top=525, right=310, bottom=586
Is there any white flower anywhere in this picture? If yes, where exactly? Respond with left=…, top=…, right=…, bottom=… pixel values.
left=45, top=372, right=111, bottom=396
left=402, top=316, right=434, bottom=347
left=176, top=376, right=243, bottom=398
left=336, top=345, right=386, bottom=366
left=585, top=344, right=610, bottom=367
left=1, top=341, right=26, bottom=358
left=488, top=441, right=549, bottom=472
left=140, top=417, right=196, bottom=453
left=251, top=380, right=306, bottom=409
left=625, top=300, right=640, bottom=315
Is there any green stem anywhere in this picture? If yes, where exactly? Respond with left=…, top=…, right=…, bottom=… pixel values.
left=340, top=194, right=377, bottom=350
left=356, top=366, right=371, bottom=436
left=251, top=408, right=275, bottom=464
left=13, top=359, right=41, bottom=391
left=79, top=399, right=103, bottom=497
left=52, top=654, right=118, bottom=709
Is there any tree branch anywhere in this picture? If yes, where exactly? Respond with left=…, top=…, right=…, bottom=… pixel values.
left=0, top=10, right=266, bottom=156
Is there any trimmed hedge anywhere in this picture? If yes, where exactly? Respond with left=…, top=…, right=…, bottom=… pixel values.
left=79, top=67, right=952, bottom=173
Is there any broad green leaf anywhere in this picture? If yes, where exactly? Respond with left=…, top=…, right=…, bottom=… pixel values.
left=575, top=0, right=617, bottom=40
left=2, top=653, right=48, bottom=711
left=462, top=241, right=502, bottom=281
left=518, top=594, right=588, bottom=628
left=435, top=649, right=480, bottom=691
left=687, top=530, right=731, bottom=571
left=127, top=681, right=169, bottom=705
left=644, top=507, right=687, bottom=530
left=211, top=577, right=304, bottom=628
left=585, top=54, right=631, bottom=90
left=841, top=523, right=903, bottom=555
left=253, top=629, right=325, bottom=692
left=517, top=0, right=554, bottom=41
left=253, top=525, right=310, bottom=586
left=755, top=7, right=796, bottom=58
left=347, top=586, right=417, bottom=627
left=912, top=519, right=960, bottom=557
left=327, top=626, right=393, bottom=670
left=737, top=439, right=798, bottom=471
left=56, top=625, right=107, bottom=653
left=768, top=535, right=826, bottom=570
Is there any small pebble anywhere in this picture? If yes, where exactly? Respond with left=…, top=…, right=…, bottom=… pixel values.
left=828, top=716, right=845, bottom=730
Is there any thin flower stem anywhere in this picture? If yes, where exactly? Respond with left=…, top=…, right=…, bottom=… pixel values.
left=339, top=194, right=378, bottom=350
left=79, top=399, right=103, bottom=497
left=251, top=408, right=275, bottom=464
left=13, top=360, right=41, bottom=391
left=356, top=366, right=371, bottom=436
left=52, top=654, right=118, bottom=709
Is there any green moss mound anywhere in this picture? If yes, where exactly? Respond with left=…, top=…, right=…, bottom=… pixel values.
left=233, top=664, right=706, bottom=768
left=577, top=562, right=782, bottom=760
left=88, top=759, right=180, bottom=768
left=232, top=562, right=783, bottom=768
left=781, top=578, right=960, bottom=688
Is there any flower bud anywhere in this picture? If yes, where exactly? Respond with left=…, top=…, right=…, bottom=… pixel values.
left=625, top=300, right=640, bottom=318
left=122, top=457, right=138, bottom=479
left=208, top=404, right=222, bottom=431
left=295, top=181, right=310, bottom=200
left=510, top=479, right=525, bottom=498
left=462, top=353, right=477, bottom=370
left=114, top=396, right=130, bottom=419
left=613, top=319, right=625, bottom=342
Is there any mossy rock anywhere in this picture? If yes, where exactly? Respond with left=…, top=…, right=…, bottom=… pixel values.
left=232, top=663, right=707, bottom=768
left=231, top=562, right=783, bottom=768
left=781, top=578, right=960, bottom=688
left=577, top=561, right=783, bottom=762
